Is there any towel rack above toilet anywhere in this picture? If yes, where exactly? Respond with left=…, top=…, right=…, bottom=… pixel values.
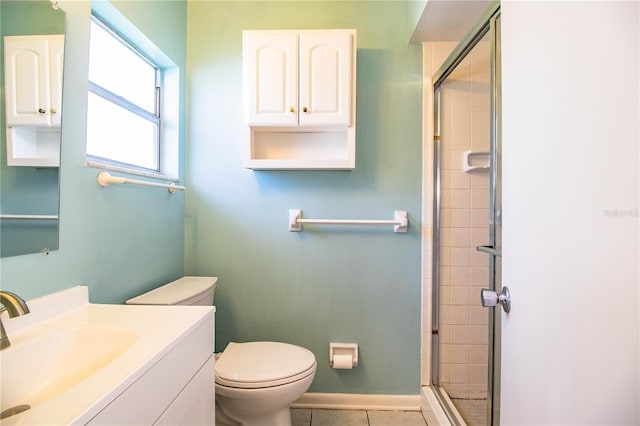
left=288, top=209, right=408, bottom=233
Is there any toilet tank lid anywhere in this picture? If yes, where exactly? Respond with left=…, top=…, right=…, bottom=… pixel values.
left=125, top=276, right=217, bottom=305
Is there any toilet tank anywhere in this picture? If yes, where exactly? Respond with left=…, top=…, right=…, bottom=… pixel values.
left=125, top=276, right=218, bottom=306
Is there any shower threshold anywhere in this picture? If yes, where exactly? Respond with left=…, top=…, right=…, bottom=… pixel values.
left=422, top=386, right=487, bottom=426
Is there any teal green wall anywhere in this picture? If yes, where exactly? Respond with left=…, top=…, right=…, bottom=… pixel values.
left=0, top=2, right=64, bottom=257
left=408, top=0, right=428, bottom=32
left=0, top=0, right=423, bottom=396
left=186, top=1, right=423, bottom=394
left=0, top=0, right=187, bottom=303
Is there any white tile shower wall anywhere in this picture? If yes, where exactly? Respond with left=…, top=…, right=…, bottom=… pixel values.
left=436, top=40, right=491, bottom=400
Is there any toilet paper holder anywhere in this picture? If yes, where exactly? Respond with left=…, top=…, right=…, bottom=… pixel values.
left=329, top=343, right=358, bottom=369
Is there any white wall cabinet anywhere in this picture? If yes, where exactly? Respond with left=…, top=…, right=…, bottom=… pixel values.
left=3, top=34, right=63, bottom=166
left=243, top=30, right=356, bottom=169
left=244, top=30, right=353, bottom=127
left=4, top=35, right=63, bottom=126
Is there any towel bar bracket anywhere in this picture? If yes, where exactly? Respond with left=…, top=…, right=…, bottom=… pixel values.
left=393, top=210, right=408, bottom=233
left=289, top=209, right=303, bottom=232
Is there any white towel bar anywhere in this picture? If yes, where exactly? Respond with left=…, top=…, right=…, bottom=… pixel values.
left=0, top=214, right=58, bottom=220
left=289, top=209, right=408, bottom=233
left=97, top=171, right=185, bottom=193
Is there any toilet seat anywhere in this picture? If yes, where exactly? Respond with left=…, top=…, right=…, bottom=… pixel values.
left=215, top=341, right=317, bottom=389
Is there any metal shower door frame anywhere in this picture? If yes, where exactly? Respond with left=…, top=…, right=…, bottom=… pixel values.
left=430, top=3, right=502, bottom=425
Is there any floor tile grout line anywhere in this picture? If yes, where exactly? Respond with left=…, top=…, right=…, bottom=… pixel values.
left=296, top=408, right=429, bottom=426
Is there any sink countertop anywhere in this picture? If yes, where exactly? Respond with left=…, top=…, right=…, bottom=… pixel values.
left=0, top=286, right=215, bottom=425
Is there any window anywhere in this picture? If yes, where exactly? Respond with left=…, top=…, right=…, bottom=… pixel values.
left=86, top=17, right=162, bottom=173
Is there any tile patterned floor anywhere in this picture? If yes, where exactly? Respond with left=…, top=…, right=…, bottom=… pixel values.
left=291, top=409, right=428, bottom=426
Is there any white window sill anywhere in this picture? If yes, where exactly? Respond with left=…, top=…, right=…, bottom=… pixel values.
left=87, top=160, right=180, bottom=182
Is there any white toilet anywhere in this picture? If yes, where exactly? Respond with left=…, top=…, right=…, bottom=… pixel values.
left=126, top=276, right=317, bottom=426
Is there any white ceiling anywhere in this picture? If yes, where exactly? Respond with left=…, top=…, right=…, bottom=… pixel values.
left=411, top=0, right=495, bottom=42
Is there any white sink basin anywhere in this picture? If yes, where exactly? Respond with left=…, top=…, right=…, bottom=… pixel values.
left=0, top=286, right=214, bottom=425
left=0, top=327, right=137, bottom=417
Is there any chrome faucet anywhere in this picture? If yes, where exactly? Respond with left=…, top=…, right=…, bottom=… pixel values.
left=0, top=291, right=30, bottom=350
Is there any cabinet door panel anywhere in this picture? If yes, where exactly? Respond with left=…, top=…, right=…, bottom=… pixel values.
left=299, top=32, right=352, bottom=126
left=49, top=36, right=64, bottom=126
left=244, top=33, right=298, bottom=126
left=4, top=37, right=51, bottom=126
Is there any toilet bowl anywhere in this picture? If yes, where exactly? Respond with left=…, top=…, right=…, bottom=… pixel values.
left=126, top=277, right=316, bottom=426
left=215, top=341, right=316, bottom=426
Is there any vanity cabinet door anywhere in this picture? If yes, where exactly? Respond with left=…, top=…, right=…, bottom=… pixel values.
left=4, top=35, right=63, bottom=127
left=299, top=31, right=353, bottom=127
left=244, top=32, right=298, bottom=126
left=154, top=356, right=215, bottom=425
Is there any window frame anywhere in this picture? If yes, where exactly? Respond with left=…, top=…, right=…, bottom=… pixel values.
left=86, top=15, right=165, bottom=176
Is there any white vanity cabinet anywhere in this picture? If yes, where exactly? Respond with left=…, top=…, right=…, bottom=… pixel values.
left=243, top=29, right=356, bottom=169
left=4, top=35, right=63, bottom=127
left=85, top=311, right=215, bottom=425
left=3, top=34, right=64, bottom=167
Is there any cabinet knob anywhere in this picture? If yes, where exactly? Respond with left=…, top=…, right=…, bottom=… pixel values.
left=289, top=107, right=295, bottom=113
left=303, top=107, right=308, bottom=113
left=50, top=108, right=57, bottom=114
left=38, top=108, right=46, bottom=114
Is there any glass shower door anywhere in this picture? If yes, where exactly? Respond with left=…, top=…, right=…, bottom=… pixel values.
left=431, top=6, right=501, bottom=426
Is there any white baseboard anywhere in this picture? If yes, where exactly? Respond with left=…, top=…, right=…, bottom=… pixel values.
left=292, top=393, right=421, bottom=411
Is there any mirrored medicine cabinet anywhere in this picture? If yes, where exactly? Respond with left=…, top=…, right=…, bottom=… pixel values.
left=1, top=0, right=66, bottom=257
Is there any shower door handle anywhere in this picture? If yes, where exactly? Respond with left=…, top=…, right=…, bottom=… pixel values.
left=477, top=245, right=501, bottom=256
left=481, top=287, right=511, bottom=313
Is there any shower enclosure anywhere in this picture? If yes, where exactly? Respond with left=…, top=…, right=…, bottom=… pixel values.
left=430, top=5, right=501, bottom=425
